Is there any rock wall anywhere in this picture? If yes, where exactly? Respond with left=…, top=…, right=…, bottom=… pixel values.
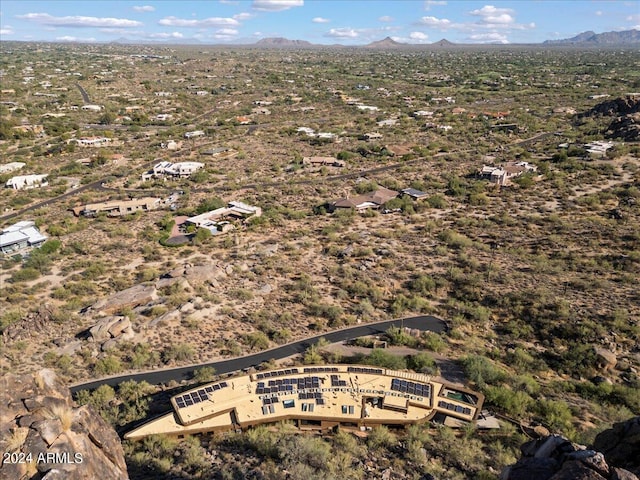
left=501, top=418, right=640, bottom=480
left=0, top=369, right=129, bottom=480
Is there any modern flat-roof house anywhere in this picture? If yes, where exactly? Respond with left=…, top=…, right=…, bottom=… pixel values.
left=401, top=188, right=428, bottom=200
left=585, top=141, right=615, bottom=156
left=184, top=130, right=205, bottom=139
left=185, top=201, right=262, bottom=234
left=302, top=157, right=345, bottom=168
left=142, top=161, right=204, bottom=181
left=332, top=187, right=399, bottom=212
left=479, top=161, right=537, bottom=186
left=71, top=197, right=162, bottom=217
left=74, top=137, right=113, bottom=148
left=0, top=220, right=48, bottom=255
left=125, top=364, right=484, bottom=440
left=5, top=174, right=48, bottom=190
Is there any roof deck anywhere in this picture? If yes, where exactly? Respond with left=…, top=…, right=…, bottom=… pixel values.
left=125, top=365, right=483, bottom=440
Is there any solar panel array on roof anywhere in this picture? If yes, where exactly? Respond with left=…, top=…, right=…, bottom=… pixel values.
left=390, top=378, right=431, bottom=397
left=347, top=366, right=383, bottom=375
left=174, top=382, right=228, bottom=409
left=255, top=376, right=319, bottom=394
left=299, top=392, right=324, bottom=401
left=303, top=366, right=339, bottom=373
left=438, top=400, right=472, bottom=416
left=255, top=368, right=300, bottom=380
left=330, top=375, right=348, bottom=387
left=263, top=396, right=280, bottom=406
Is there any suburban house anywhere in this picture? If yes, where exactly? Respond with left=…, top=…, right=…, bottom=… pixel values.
left=184, top=130, right=205, bottom=139
left=385, top=145, right=413, bottom=157
left=185, top=201, right=262, bottom=235
left=81, top=104, right=104, bottom=112
left=125, top=364, right=484, bottom=440
left=0, top=162, right=26, bottom=174
left=161, top=140, right=182, bottom=151
left=332, top=187, right=399, bottom=212
left=363, top=132, right=383, bottom=141
left=200, top=147, right=238, bottom=159
left=5, top=174, right=48, bottom=190
left=480, top=161, right=538, bottom=186
left=0, top=220, right=48, bottom=256
left=585, top=141, right=615, bottom=156
left=302, top=157, right=345, bottom=168
left=71, top=197, right=162, bottom=217
left=74, top=137, right=113, bottom=148
left=401, top=188, right=428, bottom=200
left=142, top=161, right=204, bottom=181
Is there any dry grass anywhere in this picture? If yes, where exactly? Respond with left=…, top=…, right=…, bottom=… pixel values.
left=5, top=427, right=29, bottom=453
left=45, top=403, right=74, bottom=431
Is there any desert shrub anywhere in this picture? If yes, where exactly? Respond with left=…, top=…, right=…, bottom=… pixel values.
left=408, top=352, right=438, bottom=375
left=94, top=355, right=123, bottom=375
left=163, top=343, right=195, bottom=363
left=420, top=331, right=447, bottom=352
left=367, top=425, right=397, bottom=450
left=363, top=349, right=407, bottom=370
left=10, top=267, right=40, bottom=283
left=462, top=355, right=508, bottom=387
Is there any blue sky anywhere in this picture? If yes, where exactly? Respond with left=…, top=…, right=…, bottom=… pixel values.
left=1, top=1, right=638, bottom=45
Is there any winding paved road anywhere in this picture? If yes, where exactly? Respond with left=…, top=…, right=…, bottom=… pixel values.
left=69, top=315, right=446, bottom=393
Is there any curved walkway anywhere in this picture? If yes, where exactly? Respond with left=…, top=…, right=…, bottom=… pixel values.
left=69, top=315, right=446, bottom=393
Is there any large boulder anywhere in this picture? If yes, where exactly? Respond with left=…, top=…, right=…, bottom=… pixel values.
left=593, top=417, right=640, bottom=475
left=91, top=284, right=158, bottom=315
left=0, top=369, right=128, bottom=479
left=501, top=431, right=638, bottom=480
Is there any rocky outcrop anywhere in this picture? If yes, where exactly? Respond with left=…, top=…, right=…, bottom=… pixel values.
left=582, top=96, right=640, bottom=118
left=87, top=316, right=135, bottom=351
left=593, top=417, right=640, bottom=475
left=578, top=95, right=640, bottom=141
left=501, top=422, right=640, bottom=480
left=90, top=284, right=158, bottom=315
left=163, top=262, right=227, bottom=288
left=2, top=305, right=58, bottom=342
left=0, top=369, right=128, bottom=480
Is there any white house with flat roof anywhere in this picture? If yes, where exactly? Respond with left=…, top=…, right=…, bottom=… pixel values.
left=5, top=174, right=48, bottom=190
left=142, top=161, right=204, bottom=181
left=0, top=220, right=48, bottom=255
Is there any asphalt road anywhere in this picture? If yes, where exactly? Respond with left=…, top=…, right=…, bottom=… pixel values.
left=69, top=315, right=446, bottom=393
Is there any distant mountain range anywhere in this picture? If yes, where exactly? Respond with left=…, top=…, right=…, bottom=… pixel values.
left=68, top=29, right=640, bottom=48
left=543, top=29, right=640, bottom=45
left=255, top=37, right=313, bottom=47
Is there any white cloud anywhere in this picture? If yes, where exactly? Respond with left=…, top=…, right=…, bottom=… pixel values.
left=133, top=5, right=155, bottom=12
left=233, top=12, right=253, bottom=20
left=626, top=14, right=640, bottom=22
left=325, top=28, right=358, bottom=38
left=469, top=5, right=515, bottom=25
left=252, top=0, right=303, bottom=11
left=312, top=17, right=330, bottom=23
left=1, top=25, right=14, bottom=35
left=217, top=28, right=239, bottom=35
left=410, top=31, right=429, bottom=41
left=148, top=31, right=183, bottom=39
left=17, top=13, right=142, bottom=28
left=158, top=16, right=239, bottom=27
left=467, top=32, right=508, bottom=43
left=424, top=0, right=447, bottom=10
left=56, top=35, right=96, bottom=42
left=379, top=16, right=394, bottom=22
left=595, top=10, right=603, bottom=16
left=419, top=16, right=452, bottom=28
